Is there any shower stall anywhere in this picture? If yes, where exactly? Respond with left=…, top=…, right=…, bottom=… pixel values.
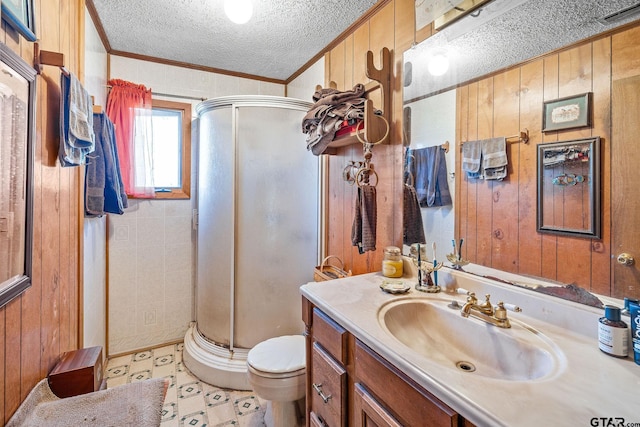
left=183, top=96, right=320, bottom=390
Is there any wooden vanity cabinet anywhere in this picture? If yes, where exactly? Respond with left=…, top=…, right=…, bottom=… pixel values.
left=303, top=298, right=473, bottom=427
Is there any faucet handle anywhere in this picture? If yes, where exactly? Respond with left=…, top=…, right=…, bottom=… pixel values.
left=502, top=302, right=522, bottom=313
left=456, top=287, right=471, bottom=295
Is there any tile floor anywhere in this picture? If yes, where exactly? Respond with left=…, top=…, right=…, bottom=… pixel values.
left=105, top=342, right=267, bottom=426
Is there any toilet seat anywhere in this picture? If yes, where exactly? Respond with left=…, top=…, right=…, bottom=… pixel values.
left=247, top=335, right=306, bottom=375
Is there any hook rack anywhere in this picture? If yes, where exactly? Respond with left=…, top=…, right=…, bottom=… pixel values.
left=34, top=42, right=69, bottom=76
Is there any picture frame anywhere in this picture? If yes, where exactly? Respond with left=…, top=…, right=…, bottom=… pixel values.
left=0, top=42, right=37, bottom=308
left=1, top=0, right=36, bottom=42
left=542, top=92, right=591, bottom=132
left=536, top=136, right=601, bottom=239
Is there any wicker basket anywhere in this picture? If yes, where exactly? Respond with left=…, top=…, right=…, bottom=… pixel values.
left=314, top=255, right=352, bottom=282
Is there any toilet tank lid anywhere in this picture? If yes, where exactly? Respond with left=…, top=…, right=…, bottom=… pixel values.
left=247, top=335, right=306, bottom=373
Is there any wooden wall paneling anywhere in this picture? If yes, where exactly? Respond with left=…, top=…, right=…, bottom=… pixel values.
left=59, top=0, right=73, bottom=358
left=611, top=25, right=640, bottom=81
left=455, top=87, right=468, bottom=244
left=490, top=69, right=521, bottom=272
left=554, top=44, right=593, bottom=287
left=39, top=0, right=63, bottom=378
left=5, top=299, right=21, bottom=422
left=465, top=83, right=479, bottom=262
left=395, top=0, right=415, bottom=52
left=590, top=36, right=612, bottom=296
left=369, top=2, right=398, bottom=271
left=541, top=54, right=560, bottom=280
left=19, top=0, right=45, bottom=401
left=327, top=44, right=346, bottom=264
left=517, top=59, right=545, bottom=277
left=474, top=77, right=494, bottom=267
left=349, top=23, right=371, bottom=274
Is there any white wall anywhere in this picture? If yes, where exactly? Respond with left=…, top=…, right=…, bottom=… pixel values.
left=406, top=89, right=456, bottom=260
left=107, top=56, right=286, bottom=355
left=82, top=7, right=108, bottom=353
left=287, top=58, right=324, bottom=102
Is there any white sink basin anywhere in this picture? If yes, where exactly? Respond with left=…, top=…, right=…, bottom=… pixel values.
left=378, top=298, right=564, bottom=381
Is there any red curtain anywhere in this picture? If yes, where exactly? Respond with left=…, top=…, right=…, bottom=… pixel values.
left=106, top=79, right=155, bottom=198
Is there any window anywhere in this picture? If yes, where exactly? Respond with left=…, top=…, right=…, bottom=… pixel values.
left=147, top=99, right=191, bottom=199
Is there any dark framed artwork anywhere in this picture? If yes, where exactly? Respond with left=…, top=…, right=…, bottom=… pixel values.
left=542, top=92, right=591, bottom=132
left=537, top=137, right=600, bottom=239
left=1, top=0, right=36, bottom=42
left=0, top=42, right=37, bottom=308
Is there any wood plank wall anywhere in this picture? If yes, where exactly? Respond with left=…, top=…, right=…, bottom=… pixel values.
left=324, top=0, right=418, bottom=274
left=0, top=0, right=83, bottom=423
left=325, top=0, right=639, bottom=299
left=455, top=23, right=640, bottom=299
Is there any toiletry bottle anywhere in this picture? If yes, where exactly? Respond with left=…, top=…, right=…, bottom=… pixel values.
left=598, top=305, right=628, bottom=358
left=629, top=300, right=640, bottom=365
left=382, top=246, right=403, bottom=278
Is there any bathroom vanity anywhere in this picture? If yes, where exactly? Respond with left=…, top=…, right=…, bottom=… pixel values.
left=300, top=264, right=639, bottom=427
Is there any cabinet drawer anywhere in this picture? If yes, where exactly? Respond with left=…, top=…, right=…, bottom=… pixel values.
left=313, top=308, right=348, bottom=364
left=353, top=382, right=402, bottom=427
left=355, top=340, right=459, bottom=427
left=311, top=342, right=347, bottom=427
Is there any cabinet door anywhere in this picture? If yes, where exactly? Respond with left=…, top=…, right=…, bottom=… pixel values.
left=311, top=342, right=347, bottom=426
left=353, top=383, right=403, bottom=427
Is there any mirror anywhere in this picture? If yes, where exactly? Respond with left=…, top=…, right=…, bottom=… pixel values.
left=403, top=0, right=640, bottom=302
left=537, top=137, right=600, bottom=239
left=404, top=0, right=640, bottom=99
left=0, top=43, right=36, bottom=308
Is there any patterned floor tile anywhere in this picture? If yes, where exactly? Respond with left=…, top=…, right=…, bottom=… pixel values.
left=106, top=342, right=267, bottom=427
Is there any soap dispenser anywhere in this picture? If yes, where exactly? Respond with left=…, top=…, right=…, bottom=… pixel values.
left=598, top=305, right=628, bottom=358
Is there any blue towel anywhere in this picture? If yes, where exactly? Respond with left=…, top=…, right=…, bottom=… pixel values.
left=408, top=146, right=452, bottom=207
left=59, top=73, right=95, bottom=166
left=85, top=113, right=127, bottom=217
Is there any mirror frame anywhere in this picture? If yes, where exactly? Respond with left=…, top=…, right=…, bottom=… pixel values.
left=0, top=42, right=36, bottom=308
left=536, top=136, right=601, bottom=239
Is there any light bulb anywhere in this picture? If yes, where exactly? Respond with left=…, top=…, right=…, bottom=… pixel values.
left=224, top=0, right=253, bottom=24
left=428, top=53, right=449, bottom=76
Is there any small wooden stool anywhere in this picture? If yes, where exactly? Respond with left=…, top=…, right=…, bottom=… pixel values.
left=48, top=346, right=106, bottom=398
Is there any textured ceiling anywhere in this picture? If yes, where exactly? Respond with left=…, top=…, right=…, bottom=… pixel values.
left=89, top=0, right=379, bottom=81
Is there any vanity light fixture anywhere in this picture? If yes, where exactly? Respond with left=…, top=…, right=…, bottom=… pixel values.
left=224, top=0, right=253, bottom=24
left=428, top=51, right=449, bottom=76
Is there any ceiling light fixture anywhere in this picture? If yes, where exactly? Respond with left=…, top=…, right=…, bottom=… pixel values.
left=428, top=52, right=449, bottom=76
left=224, top=0, right=253, bottom=24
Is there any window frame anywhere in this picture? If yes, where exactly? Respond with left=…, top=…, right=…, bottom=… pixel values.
left=150, top=98, right=192, bottom=199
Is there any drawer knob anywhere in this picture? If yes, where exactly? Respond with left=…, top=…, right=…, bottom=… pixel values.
left=312, top=382, right=332, bottom=404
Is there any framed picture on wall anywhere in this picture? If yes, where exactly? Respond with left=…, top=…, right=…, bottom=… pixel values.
left=542, top=92, right=592, bottom=132
left=1, top=0, right=36, bottom=42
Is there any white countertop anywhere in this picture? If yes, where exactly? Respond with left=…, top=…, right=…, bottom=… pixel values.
left=300, top=265, right=640, bottom=427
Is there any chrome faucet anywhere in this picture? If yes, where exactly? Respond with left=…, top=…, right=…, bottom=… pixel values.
left=460, top=292, right=521, bottom=328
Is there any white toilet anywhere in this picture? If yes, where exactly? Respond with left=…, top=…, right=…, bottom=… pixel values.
left=246, top=335, right=306, bottom=427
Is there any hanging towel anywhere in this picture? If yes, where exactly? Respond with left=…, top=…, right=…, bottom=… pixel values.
left=482, top=137, right=507, bottom=180
left=403, top=184, right=426, bottom=246
left=59, top=73, right=95, bottom=166
left=410, top=146, right=452, bottom=207
left=85, top=113, right=128, bottom=217
left=462, top=140, right=482, bottom=178
left=351, top=185, right=377, bottom=254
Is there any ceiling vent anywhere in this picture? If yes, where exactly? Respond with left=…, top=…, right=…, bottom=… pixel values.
left=598, top=2, right=640, bottom=25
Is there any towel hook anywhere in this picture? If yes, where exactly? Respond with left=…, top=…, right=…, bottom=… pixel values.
left=355, top=113, right=390, bottom=146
